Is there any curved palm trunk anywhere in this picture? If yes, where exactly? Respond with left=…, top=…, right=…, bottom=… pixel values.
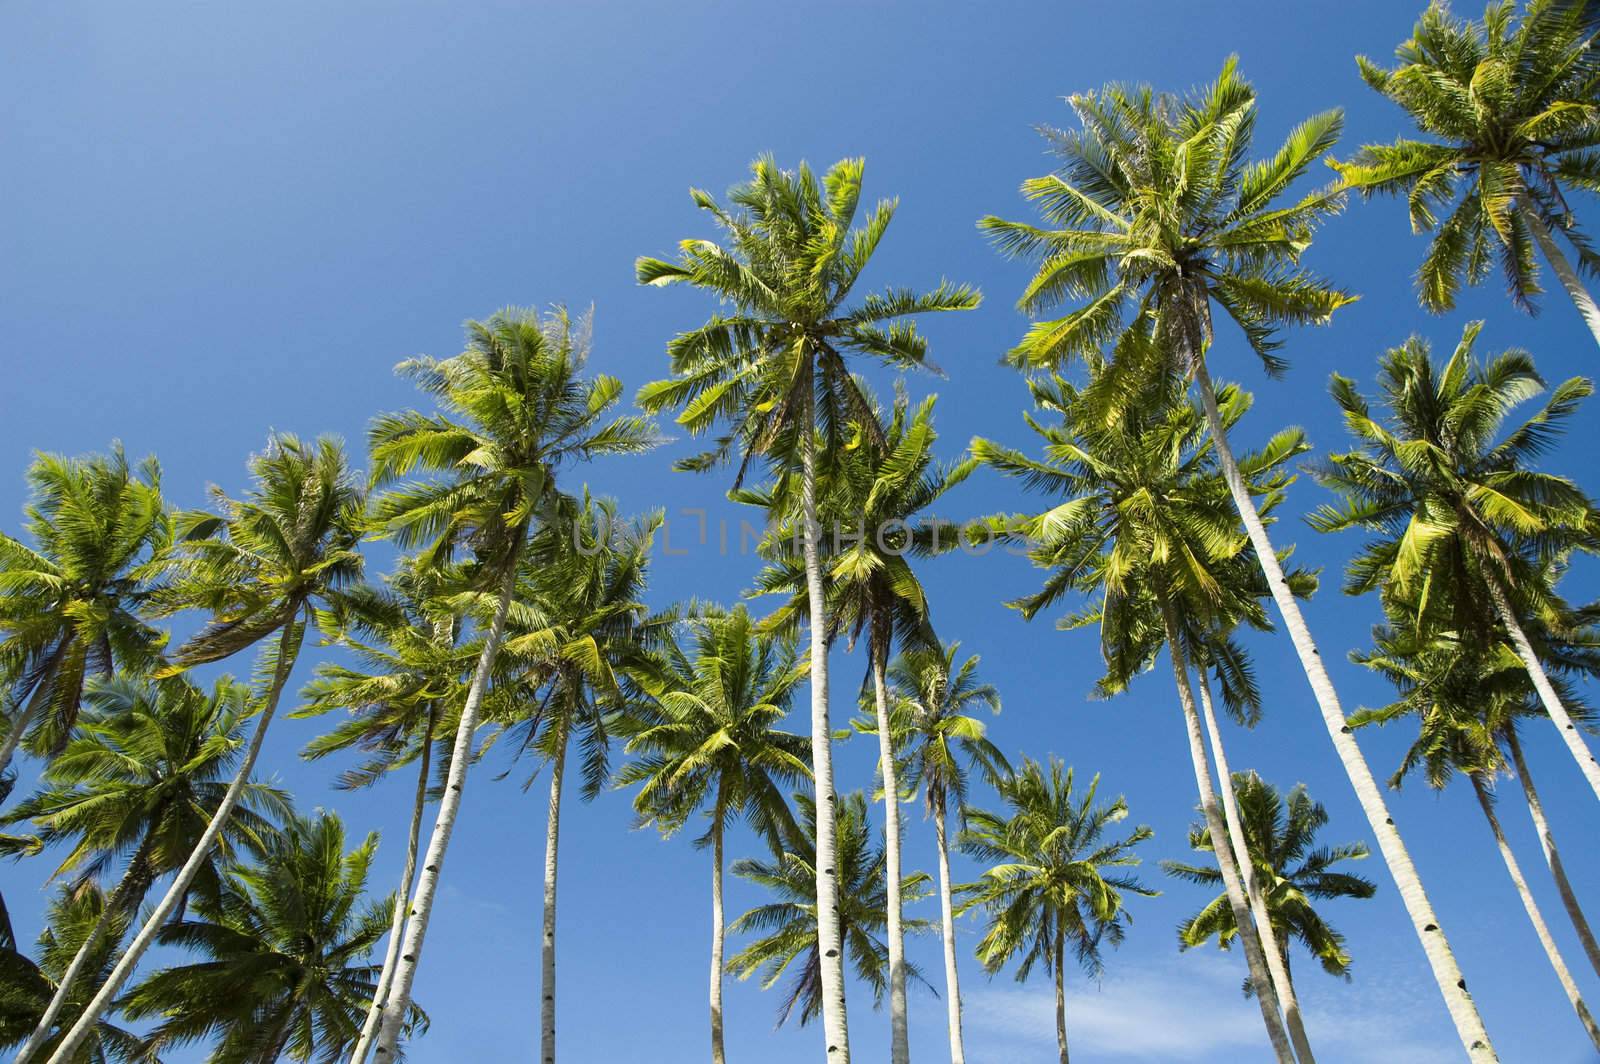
left=869, top=626, right=910, bottom=1064
left=540, top=722, right=567, bottom=1064
left=45, top=620, right=303, bottom=1064
left=1193, top=670, right=1316, bottom=1063
left=709, top=809, right=727, bottom=1064
left=1520, top=198, right=1600, bottom=351
left=1505, top=727, right=1600, bottom=979
left=1155, top=591, right=1294, bottom=1064
left=1052, top=923, right=1068, bottom=1064
left=800, top=358, right=851, bottom=1063
left=349, top=704, right=436, bottom=1064
left=0, top=701, right=39, bottom=786
left=1192, top=359, right=1498, bottom=1062
left=1469, top=773, right=1600, bottom=1051
left=932, top=792, right=965, bottom=1064
left=374, top=560, right=519, bottom=1060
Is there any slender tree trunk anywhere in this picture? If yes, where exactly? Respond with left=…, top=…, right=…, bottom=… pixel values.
left=1470, top=773, right=1600, bottom=1051
left=1484, top=575, right=1600, bottom=804
left=349, top=703, right=437, bottom=1064
left=0, top=700, right=39, bottom=786
left=709, top=808, right=727, bottom=1064
left=870, top=622, right=910, bottom=1064
left=1505, top=727, right=1600, bottom=980
left=256, top=995, right=301, bottom=1064
left=1193, top=670, right=1316, bottom=1064
left=1192, top=358, right=1497, bottom=1062
left=1520, top=198, right=1600, bottom=351
left=1052, top=923, right=1068, bottom=1064
left=540, top=721, right=567, bottom=1064
left=374, top=559, right=520, bottom=1060
left=933, top=791, right=965, bottom=1064
left=1155, top=590, right=1295, bottom=1064
left=45, top=620, right=303, bottom=1064
left=800, top=356, right=850, bottom=1063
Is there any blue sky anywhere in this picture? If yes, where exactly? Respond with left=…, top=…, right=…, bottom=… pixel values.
left=4, top=2, right=1599, bottom=1061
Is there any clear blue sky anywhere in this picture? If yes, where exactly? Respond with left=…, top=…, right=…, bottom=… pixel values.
left=3, top=2, right=1598, bottom=1062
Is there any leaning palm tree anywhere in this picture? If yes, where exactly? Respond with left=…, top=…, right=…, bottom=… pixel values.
left=365, top=307, right=659, bottom=1060
left=1337, top=0, right=1600, bottom=345
left=46, top=435, right=364, bottom=1064
left=618, top=604, right=811, bottom=1064
left=122, top=810, right=425, bottom=1063
left=638, top=154, right=978, bottom=1064
left=2, top=675, right=289, bottom=1062
left=1310, top=324, right=1600, bottom=803
left=0, top=447, right=169, bottom=781
left=956, top=757, right=1155, bottom=1064
left=981, top=61, right=1499, bottom=1060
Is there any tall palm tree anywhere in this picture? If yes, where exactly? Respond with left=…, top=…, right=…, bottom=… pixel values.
left=876, top=642, right=1006, bottom=1064
left=122, top=810, right=426, bottom=1063
left=638, top=155, right=979, bottom=1064
left=365, top=307, right=659, bottom=1060
left=956, top=757, right=1154, bottom=1064
left=618, top=605, right=811, bottom=1064
left=0, top=447, right=170, bottom=782
left=981, top=61, right=1499, bottom=1059
left=3, top=675, right=290, bottom=1062
left=1337, top=0, right=1600, bottom=346
left=1311, top=323, right=1600, bottom=802
left=47, top=435, right=365, bottom=1064
left=1164, top=772, right=1375, bottom=1008
left=726, top=791, right=933, bottom=1031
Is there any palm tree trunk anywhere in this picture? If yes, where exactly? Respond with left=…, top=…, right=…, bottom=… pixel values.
left=1505, top=726, right=1600, bottom=980
left=1470, top=772, right=1600, bottom=1051
left=1052, top=923, right=1068, bottom=1064
left=540, top=720, right=567, bottom=1064
left=933, top=791, right=965, bottom=1064
left=44, top=619, right=304, bottom=1064
left=1520, top=198, right=1600, bottom=351
left=1483, top=574, right=1600, bottom=803
left=349, top=703, right=437, bottom=1064
left=373, top=559, right=519, bottom=1061
left=870, top=623, right=910, bottom=1064
left=1193, top=670, right=1316, bottom=1064
left=1192, top=357, right=1497, bottom=1063
left=800, top=355, right=850, bottom=1064
left=1155, top=589, right=1295, bottom=1064
left=710, top=807, right=727, bottom=1064
left=0, top=700, right=39, bottom=786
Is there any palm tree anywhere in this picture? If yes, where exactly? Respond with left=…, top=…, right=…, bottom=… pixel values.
left=0, top=447, right=169, bottom=782
left=47, top=435, right=364, bottom=1064
left=618, top=604, right=811, bottom=1064
left=727, top=791, right=933, bottom=1031
left=875, top=642, right=1006, bottom=1064
left=981, top=61, right=1499, bottom=1059
left=122, top=810, right=425, bottom=1062
left=364, top=307, right=659, bottom=1060
left=1311, top=323, right=1600, bottom=802
left=638, top=155, right=979, bottom=1064
left=1164, top=772, right=1376, bottom=1009
left=956, top=757, right=1155, bottom=1064
left=1337, top=1, right=1600, bottom=346
left=3, top=675, right=290, bottom=1061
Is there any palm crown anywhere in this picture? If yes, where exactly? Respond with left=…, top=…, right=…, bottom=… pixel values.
left=880, top=642, right=1006, bottom=819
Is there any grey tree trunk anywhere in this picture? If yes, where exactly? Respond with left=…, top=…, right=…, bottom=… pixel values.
left=1520, top=198, right=1600, bottom=351
left=710, top=810, right=726, bottom=1064
left=1193, top=670, right=1316, bottom=1064
left=870, top=627, right=910, bottom=1064
left=933, top=792, right=965, bottom=1064
left=540, top=723, right=567, bottom=1064
left=46, top=620, right=303, bottom=1064
left=1155, top=591, right=1295, bottom=1064
left=1053, top=923, right=1068, bottom=1064
left=1470, top=773, right=1600, bottom=1051
left=1505, top=727, right=1600, bottom=980
left=1192, top=358, right=1498, bottom=1063
left=373, top=561, right=519, bottom=1060
left=0, top=700, right=38, bottom=787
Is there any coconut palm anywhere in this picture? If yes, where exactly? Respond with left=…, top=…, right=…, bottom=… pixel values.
left=1337, top=0, right=1600, bottom=345
left=46, top=435, right=364, bottom=1064
left=1311, top=324, right=1600, bottom=803
left=2, top=675, right=290, bottom=1062
left=1164, top=772, right=1376, bottom=1009
left=955, top=757, right=1154, bottom=1064
left=364, top=307, right=659, bottom=1060
left=981, top=59, right=1498, bottom=1057
left=122, top=810, right=425, bottom=1063
left=726, top=791, right=933, bottom=1031
left=0, top=447, right=170, bottom=781
left=638, top=154, right=978, bottom=1064
left=617, top=604, right=811, bottom=1064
